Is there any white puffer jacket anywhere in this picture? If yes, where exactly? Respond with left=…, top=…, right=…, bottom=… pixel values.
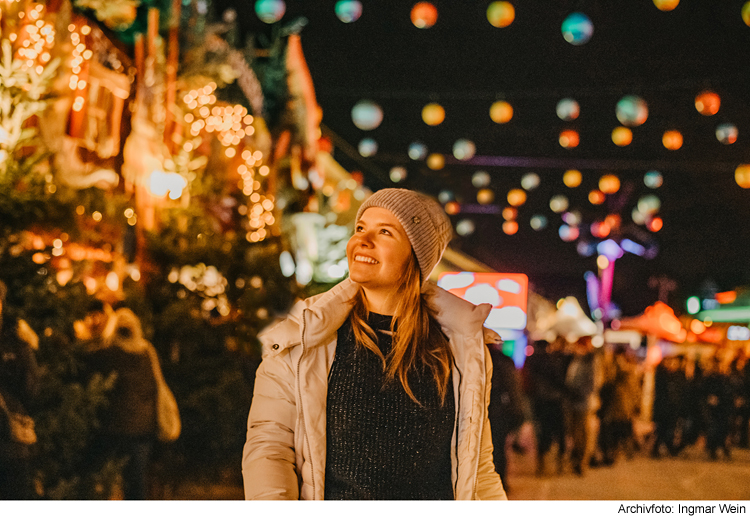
left=242, top=278, right=507, bottom=500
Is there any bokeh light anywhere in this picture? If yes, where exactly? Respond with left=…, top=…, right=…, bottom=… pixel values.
left=648, top=217, right=663, bottom=232
left=716, top=123, right=738, bottom=145
left=662, top=130, right=683, bottom=150
left=351, top=100, right=383, bottom=130
left=562, top=210, right=582, bottom=226
left=530, top=214, right=548, bottom=231
left=561, top=12, right=593, bottom=45
left=736, top=165, right=750, bottom=188
left=563, top=169, right=582, bottom=188
left=507, top=188, right=527, bottom=206
left=616, top=95, right=648, bottom=126
left=695, top=90, right=720, bottom=116
left=255, top=0, right=285, bottom=23
left=490, top=100, right=513, bottom=124
left=644, top=170, right=663, bottom=189
left=411, top=2, right=438, bottom=29
left=588, top=189, right=605, bottom=205
left=408, top=141, right=428, bottom=160
left=472, top=171, right=491, bottom=188
left=335, top=1, right=363, bottom=23
left=550, top=194, right=569, bottom=213
left=599, top=174, right=621, bottom=194
left=477, top=189, right=495, bottom=204
left=422, top=103, right=445, bottom=125
left=438, top=190, right=454, bottom=204
left=632, top=207, right=646, bottom=225
left=556, top=98, right=580, bottom=121
left=453, top=139, right=476, bottom=160
left=653, top=0, right=679, bottom=12
left=559, top=130, right=580, bottom=148
left=612, top=126, right=633, bottom=146
left=502, top=207, right=517, bottom=221
left=445, top=201, right=461, bottom=215
left=521, top=172, right=540, bottom=190
left=744, top=2, right=750, bottom=27
left=559, top=224, right=580, bottom=242
left=487, top=2, right=515, bottom=28
left=638, top=194, right=661, bottom=215
left=426, top=153, right=445, bottom=170
left=590, top=222, right=611, bottom=238
left=358, top=138, right=378, bottom=157
left=604, top=214, right=622, bottom=230
left=502, top=221, right=519, bottom=235
left=390, top=166, right=407, bottom=183
left=456, top=218, right=475, bottom=236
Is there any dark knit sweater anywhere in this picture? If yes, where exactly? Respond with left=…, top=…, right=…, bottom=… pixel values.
left=324, top=313, right=455, bottom=500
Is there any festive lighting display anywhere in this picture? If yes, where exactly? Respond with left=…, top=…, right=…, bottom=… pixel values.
left=507, top=188, right=526, bottom=206
left=695, top=90, right=720, bottom=116
left=351, top=100, right=383, bottom=130
left=453, top=139, right=476, bottom=160
left=335, top=1, right=363, bottom=23
left=611, top=126, right=632, bottom=146
left=472, top=171, right=491, bottom=188
left=411, top=2, right=438, bottom=29
left=644, top=170, right=663, bottom=189
left=561, top=12, right=593, bottom=45
left=563, top=169, right=582, bottom=188
left=358, top=138, right=378, bottom=157
left=255, top=0, right=286, bottom=23
left=662, top=130, right=683, bottom=150
left=559, top=129, right=579, bottom=148
left=489, top=100, right=513, bottom=124
left=653, top=0, right=680, bottom=12
left=599, top=174, right=620, bottom=194
left=716, top=123, right=738, bottom=145
left=502, top=207, right=517, bottom=221
left=616, top=96, right=648, bottom=126
left=556, top=98, right=580, bottom=121
left=521, top=172, right=540, bottom=190
left=487, top=2, right=515, bottom=28
left=422, top=102, right=445, bottom=125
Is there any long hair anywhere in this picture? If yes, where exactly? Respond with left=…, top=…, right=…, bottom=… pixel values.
left=349, top=253, right=453, bottom=405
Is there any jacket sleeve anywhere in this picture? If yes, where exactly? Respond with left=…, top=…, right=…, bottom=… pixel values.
left=475, top=346, right=508, bottom=500
left=242, top=351, right=300, bottom=500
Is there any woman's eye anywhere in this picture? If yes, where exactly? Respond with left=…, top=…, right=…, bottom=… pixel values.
left=355, top=225, right=364, bottom=232
left=380, top=229, right=391, bottom=235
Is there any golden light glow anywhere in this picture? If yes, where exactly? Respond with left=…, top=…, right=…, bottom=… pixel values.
left=489, top=100, right=513, bottom=124
left=422, top=103, right=445, bottom=126
left=507, top=188, right=527, bottom=206
left=559, top=130, right=579, bottom=149
left=563, top=169, right=582, bottom=188
left=611, top=126, right=633, bottom=146
left=662, top=130, right=683, bottom=150
left=599, top=174, right=620, bottom=194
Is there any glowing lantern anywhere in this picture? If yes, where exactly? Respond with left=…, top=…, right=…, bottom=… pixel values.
left=487, top=2, right=515, bottom=28
left=390, top=166, right=407, bottom=183
left=559, top=224, right=579, bottom=242
left=550, top=195, right=569, bottom=213
left=408, top=142, right=428, bottom=160
left=530, top=214, right=547, bottom=231
left=358, top=138, right=377, bottom=157
left=588, top=190, right=605, bottom=205
left=490, top=100, right=513, bottom=124
left=255, top=0, right=286, bottom=23
left=521, top=172, right=540, bottom=190
left=563, top=169, right=582, bottom=188
left=556, top=98, right=580, bottom=121
left=559, top=130, right=579, bottom=148
left=611, top=127, right=633, bottom=146
left=744, top=2, right=750, bottom=27
left=662, top=130, right=683, bottom=150
left=716, top=124, right=738, bottom=145
left=411, top=2, right=438, bottom=29
left=477, top=189, right=495, bottom=204
left=422, top=103, right=445, bottom=126
left=616, top=95, right=648, bottom=126
left=335, top=1, right=363, bottom=23
left=438, top=190, right=454, bottom=204
left=507, top=188, right=527, bottom=206
left=648, top=217, right=663, bottom=232
left=472, top=171, right=491, bottom=188
left=653, top=0, right=679, bottom=12
left=644, top=170, right=663, bottom=189
left=599, top=174, right=620, bottom=194
left=735, top=164, right=750, bottom=188
left=453, top=139, right=476, bottom=160
left=426, top=153, right=445, bottom=170
left=445, top=201, right=461, bottom=215
left=695, top=91, right=720, bottom=116
left=456, top=219, right=475, bottom=236
left=638, top=195, right=661, bottom=216
left=502, top=207, right=517, bottom=221
left=502, top=221, right=519, bottom=235
left=351, top=100, right=383, bottom=130
left=561, top=12, right=593, bottom=45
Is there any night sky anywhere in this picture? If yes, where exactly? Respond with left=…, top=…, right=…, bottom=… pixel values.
left=221, top=0, right=750, bottom=317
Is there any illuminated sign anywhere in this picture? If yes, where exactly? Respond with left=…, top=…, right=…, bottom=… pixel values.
left=727, top=325, right=750, bottom=341
left=437, top=272, right=528, bottom=330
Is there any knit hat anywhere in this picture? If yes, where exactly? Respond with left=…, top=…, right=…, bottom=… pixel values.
left=355, top=188, right=453, bottom=282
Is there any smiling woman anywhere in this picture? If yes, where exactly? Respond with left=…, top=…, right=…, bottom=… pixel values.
left=242, top=188, right=507, bottom=500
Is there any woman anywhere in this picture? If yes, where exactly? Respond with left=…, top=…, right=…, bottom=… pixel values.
left=242, top=189, right=506, bottom=500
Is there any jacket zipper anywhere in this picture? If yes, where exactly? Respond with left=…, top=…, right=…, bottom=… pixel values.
left=297, top=309, right=315, bottom=499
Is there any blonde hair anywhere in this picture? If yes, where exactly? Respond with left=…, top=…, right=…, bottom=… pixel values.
left=349, top=253, right=453, bottom=405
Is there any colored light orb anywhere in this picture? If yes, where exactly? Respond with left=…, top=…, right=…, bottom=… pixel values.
left=335, top=1, right=363, bottom=23
left=662, top=130, right=683, bottom=150
left=507, top=188, right=527, bottom=206
left=599, top=174, right=620, bottom=194
left=426, top=153, right=445, bottom=170
left=422, top=103, right=445, bottom=126
left=562, top=210, right=582, bottom=226
left=502, top=221, right=519, bottom=235
left=502, top=207, right=517, bottom=221
left=716, top=123, right=738, bottom=145
left=563, top=169, right=582, bottom=188
left=453, top=139, right=476, bottom=160
left=358, top=138, right=378, bottom=157
left=456, top=218, right=475, bottom=236
left=530, top=214, right=547, bottom=231
left=616, top=95, right=648, bottom=126
left=521, top=172, right=540, bottom=190
left=744, top=2, right=750, bottom=27
left=389, top=166, right=407, bottom=183
left=550, top=194, right=569, bottom=213
left=612, top=126, right=633, bottom=147
left=577, top=241, right=596, bottom=257
left=638, top=194, right=661, bottom=215
left=559, top=130, right=580, bottom=149
left=255, top=0, right=285, bottom=23
left=490, top=100, right=513, bottom=124
left=653, top=0, right=679, bottom=12
left=590, top=221, right=611, bottom=238
left=632, top=207, right=646, bottom=225
left=472, top=171, right=491, bottom=188
left=647, top=217, right=663, bottom=232
left=477, top=188, right=495, bottom=205
left=408, top=141, right=428, bottom=160
left=695, top=91, right=720, bottom=116
left=487, top=2, right=515, bottom=28
left=561, top=12, right=593, bottom=45
left=559, top=224, right=580, bottom=242
left=411, top=2, right=438, bottom=29
left=556, top=98, right=580, bottom=121
left=351, top=100, right=383, bottom=130
left=445, top=201, right=461, bottom=215
left=588, top=189, right=605, bottom=205
left=438, top=190, right=454, bottom=204
left=604, top=214, right=621, bottom=230
left=736, top=165, right=750, bottom=188
left=644, top=170, right=663, bottom=189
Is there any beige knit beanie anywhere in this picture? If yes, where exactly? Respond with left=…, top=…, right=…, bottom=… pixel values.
left=355, top=188, right=453, bottom=282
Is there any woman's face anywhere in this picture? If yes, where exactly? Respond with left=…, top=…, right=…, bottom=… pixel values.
left=346, top=207, right=413, bottom=293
